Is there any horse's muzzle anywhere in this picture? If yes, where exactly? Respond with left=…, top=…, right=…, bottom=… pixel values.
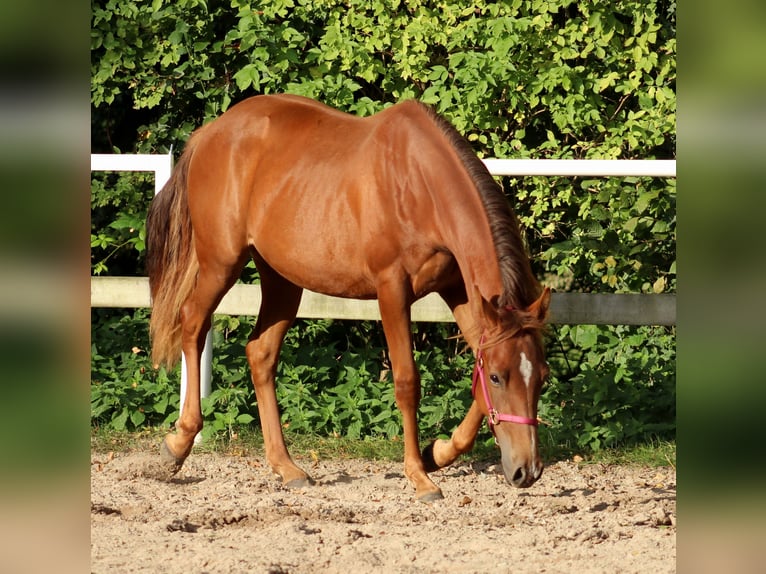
left=504, top=460, right=544, bottom=488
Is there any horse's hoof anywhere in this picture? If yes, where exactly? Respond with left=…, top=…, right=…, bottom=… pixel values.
left=139, top=439, right=184, bottom=481
left=421, top=441, right=441, bottom=473
left=416, top=489, right=444, bottom=504
left=284, top=475, right=314, bottom=489
left=159, top=438, right=184, bottom=475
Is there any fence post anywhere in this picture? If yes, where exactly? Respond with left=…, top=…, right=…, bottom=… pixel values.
left=180, top=330, right=213, bottom=428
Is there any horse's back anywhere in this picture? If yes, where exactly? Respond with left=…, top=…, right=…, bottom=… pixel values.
left=195, top=94, right=430, bottom=165
left=198, top=94, right=369, bottom=154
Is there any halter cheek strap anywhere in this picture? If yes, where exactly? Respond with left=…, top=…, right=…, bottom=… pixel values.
left=471, top=336, right=538, bottom=434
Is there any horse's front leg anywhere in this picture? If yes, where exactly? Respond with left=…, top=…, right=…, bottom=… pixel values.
left=421, top=286, right=484, bottom=472
left=422, top=400, right=484, bottom=472
left=378, top=284, right=443, bottom=502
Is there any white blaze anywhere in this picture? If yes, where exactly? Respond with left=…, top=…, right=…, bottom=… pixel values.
left=520, top=352, right=533, bottom=388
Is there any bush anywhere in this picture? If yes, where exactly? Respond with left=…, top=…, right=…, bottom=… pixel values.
left=91, top=309, right=179, bottom=430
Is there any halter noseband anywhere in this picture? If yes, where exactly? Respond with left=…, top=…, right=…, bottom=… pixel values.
left=471, top=334, right=539, bottom=435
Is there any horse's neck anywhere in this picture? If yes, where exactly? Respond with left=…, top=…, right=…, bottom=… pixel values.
left=398, top=111, right=515, bottom=308
left=458, top=244, right=506, bottom=308
left=433, top=185, right=506, bottom=306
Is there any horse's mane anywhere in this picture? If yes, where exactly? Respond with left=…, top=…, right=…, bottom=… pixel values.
left=416, top=102, right=541, bottom=310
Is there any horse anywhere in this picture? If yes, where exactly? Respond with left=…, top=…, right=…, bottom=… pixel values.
left=146, top=93, right=551, bottom=502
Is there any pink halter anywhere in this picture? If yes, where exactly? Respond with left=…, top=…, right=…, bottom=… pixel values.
left=471, top=335, right=538, bottom=434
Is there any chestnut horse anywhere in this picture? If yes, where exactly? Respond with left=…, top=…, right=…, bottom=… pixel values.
left=146, top=94, right=550, bottom=501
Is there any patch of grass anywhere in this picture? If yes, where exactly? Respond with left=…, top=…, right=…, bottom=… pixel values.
left=91, top=427, right=675, bottom=469
left=285, top=432, right=404, bottom=461
left=91, top=425, right=167, bottom=453
left=585, top=438, right=676, bottom=468
left=468, top=433, right=582, bottom=465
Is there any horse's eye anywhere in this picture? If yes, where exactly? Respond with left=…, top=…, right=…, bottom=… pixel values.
left=489, top=374, right=501, bottom=386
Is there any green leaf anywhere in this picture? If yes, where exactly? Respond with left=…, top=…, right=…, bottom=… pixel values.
left=236, top=413, right=255, bottom=424
left=420, top=86, right=440, bottom=105
left=634, top=190, right=660, bottom=214
left=112, top=409, right=129, bottom=431
left=571, top=325, right=599, bottom=350
left=154, top=396, right=169, bottom=414
left=233, top=65, right=259, bottom=91
left=130, top=410, right=146, bottom=427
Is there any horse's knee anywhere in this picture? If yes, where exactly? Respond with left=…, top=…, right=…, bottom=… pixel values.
left=423, top=431, right=476, bottom=472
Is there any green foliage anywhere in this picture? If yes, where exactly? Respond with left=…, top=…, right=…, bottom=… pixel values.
left=91, top=172, right=153, bottom=275
left=91, top=309, right=179, bottom=430
left=90, top=309, right=675, bottom=451
left=91, top=0, right=675, bottom=289
left=91, top=0, right=675, bottom=452
left=543, top=324, right=676, bottom=451
left=90, top=311, right=476, bottom=441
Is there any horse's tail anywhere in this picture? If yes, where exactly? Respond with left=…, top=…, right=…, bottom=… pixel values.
left=146, top=138, right=200, bottom=370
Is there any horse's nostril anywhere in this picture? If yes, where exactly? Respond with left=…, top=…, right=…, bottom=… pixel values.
left=512, top=467, right=525, bottom=485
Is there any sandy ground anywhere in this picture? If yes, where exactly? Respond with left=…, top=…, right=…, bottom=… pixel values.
left=91, top=449, right=675, bottom=573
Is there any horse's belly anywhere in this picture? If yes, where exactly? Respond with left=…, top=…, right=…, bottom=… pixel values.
left=251, top=237, right=378, bottom=299
left=279, top=261, right=377, bottom=299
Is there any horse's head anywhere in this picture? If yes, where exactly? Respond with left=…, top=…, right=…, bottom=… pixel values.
left=472, top=287, right=551, bottom=488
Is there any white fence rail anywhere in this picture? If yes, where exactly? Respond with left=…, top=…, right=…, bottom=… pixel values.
left=91, top=154, right=676, bottom=405
left=90, top=153, right=173, bottom=194
left=482, top=158, right=676, bottom=177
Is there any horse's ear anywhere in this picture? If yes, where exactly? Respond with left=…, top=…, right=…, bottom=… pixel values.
left=526, top=286, right=551, bottom=322
left=470, top=285, right=499, bottom=327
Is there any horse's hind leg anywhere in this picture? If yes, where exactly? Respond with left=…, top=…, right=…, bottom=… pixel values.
left=160, top=258, right=243, bottom=474
left=246, top=266, right=311, bottom=487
